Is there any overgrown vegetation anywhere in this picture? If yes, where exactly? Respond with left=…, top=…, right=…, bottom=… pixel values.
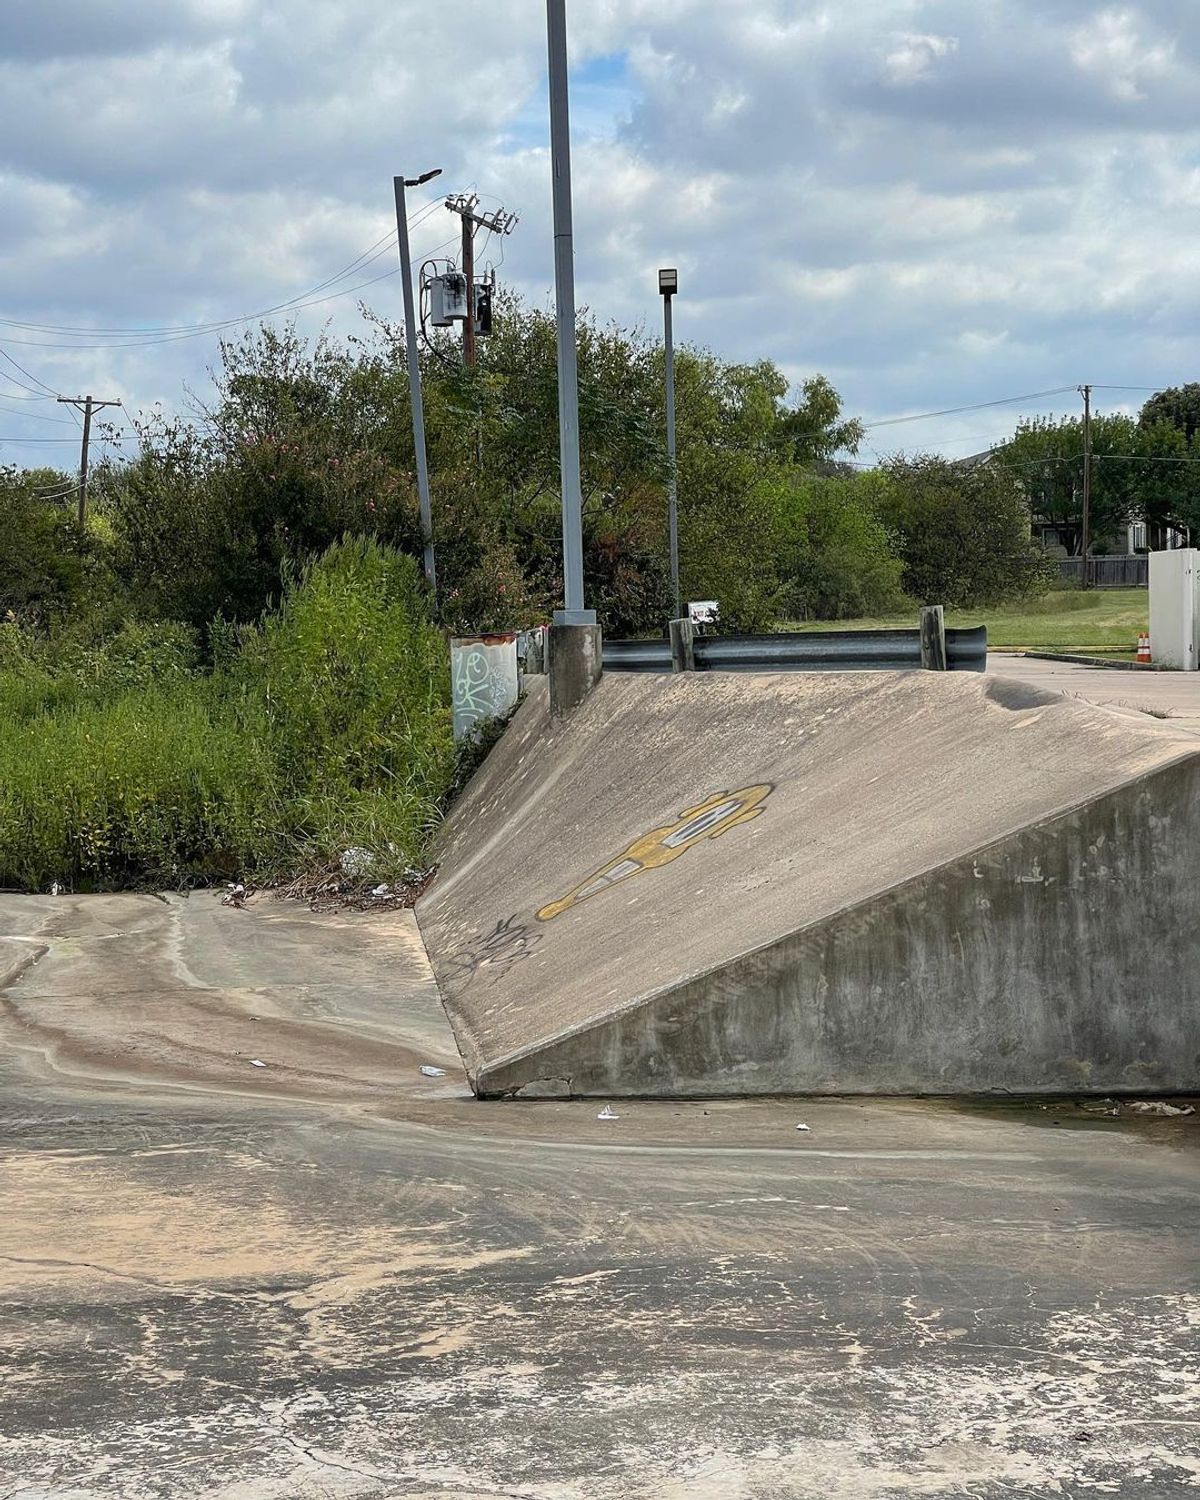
left=0, top=542, right=452, bottom=892
left=1, top=300, right=1101, bottom=890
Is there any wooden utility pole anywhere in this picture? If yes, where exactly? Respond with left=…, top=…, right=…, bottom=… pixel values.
left=461, top=211, right=477, bottom=368
left=56, top=395, right=120, bottom=524
left=444, top=195, right=518, bottom=368
left=1080, top=383, right=1092, bottom=591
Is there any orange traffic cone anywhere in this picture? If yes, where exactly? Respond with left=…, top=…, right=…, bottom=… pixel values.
left=1137, top=632, right=1152, bottom=664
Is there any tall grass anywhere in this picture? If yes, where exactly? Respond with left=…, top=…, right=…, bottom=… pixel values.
left=0, top=540, right=454, bottom=892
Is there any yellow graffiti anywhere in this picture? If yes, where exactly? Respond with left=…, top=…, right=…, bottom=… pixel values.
left=536, top=784, right=774, bottom=922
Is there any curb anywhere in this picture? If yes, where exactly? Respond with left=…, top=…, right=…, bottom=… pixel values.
left=1015, top=651, right=1169, bottom=672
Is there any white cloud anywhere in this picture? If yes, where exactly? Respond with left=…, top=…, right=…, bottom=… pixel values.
left=1071, top=8, right=1174, bottom=102
left=3, top=0, right=1200, bottom=467
left=884, top=32, right=959, bottom=86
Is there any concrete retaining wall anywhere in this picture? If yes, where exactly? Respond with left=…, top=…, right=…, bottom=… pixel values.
left=418, top=671, right=1200, bottom=1098
left=479, top=758, right=1200, bottom=1096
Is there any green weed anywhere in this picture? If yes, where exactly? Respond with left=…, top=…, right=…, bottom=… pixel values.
left=0, top=541, right=453, bottom=892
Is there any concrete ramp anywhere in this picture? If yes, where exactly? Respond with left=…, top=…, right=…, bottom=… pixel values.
left=417, top=672, right=1200, bottom=1097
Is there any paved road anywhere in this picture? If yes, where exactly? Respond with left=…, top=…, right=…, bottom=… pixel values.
left=990, top=652, right=1200, bottom=732
left=1, top=894, right=1197, bottom=1497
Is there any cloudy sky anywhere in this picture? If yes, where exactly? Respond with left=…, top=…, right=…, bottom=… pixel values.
left=2, top=0, right=1197, bottom=470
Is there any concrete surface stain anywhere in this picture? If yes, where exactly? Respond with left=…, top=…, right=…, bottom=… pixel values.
left=1, top=893, right=1198, bottom=1498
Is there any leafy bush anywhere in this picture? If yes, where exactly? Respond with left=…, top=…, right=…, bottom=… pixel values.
left=0, top=467, right=100, bottom=623
left=776, top=472, right=908, bottom=620
left=875, top=456, right=1056, bottom=607
left=237, top=537, right=453, bottom=872
left=0, top=540, right=453, bottom=892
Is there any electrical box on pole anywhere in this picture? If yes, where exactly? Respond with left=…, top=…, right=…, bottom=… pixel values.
left=429, top=272, right=469, bottom=326
left=474, top=284, right=493, bottom=337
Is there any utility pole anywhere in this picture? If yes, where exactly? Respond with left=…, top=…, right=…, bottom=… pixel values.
left=394, top=168, right=442, bottom=594
left=444, top=194, right=517, bottom=369
left=659, top=268, right=680, bottom=617
left=56, top=395, right=120, bottom=525
left=545, top=0, right=594, bottom=625
left=1080, top=383, right=1092, bottom=591
left=461, top=208, right=476, bottom=368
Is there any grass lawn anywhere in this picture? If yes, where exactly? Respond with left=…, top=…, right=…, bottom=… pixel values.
left=791, top=588, right=1149, bottom=654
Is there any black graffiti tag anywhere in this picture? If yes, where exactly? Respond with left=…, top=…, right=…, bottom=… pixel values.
left=441, top=914, right=543, bottom=989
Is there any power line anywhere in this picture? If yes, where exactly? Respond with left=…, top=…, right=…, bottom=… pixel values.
left=0, top=403, right=75, bottom=425
left=863, top=387, right=1079, bottom=431
left=0, top=266, right=405, bottom=352
left=0, top=201, right=445, bottom=351
left=0, top=386, right=55, bottom=403
left=1095, top=452, right=1200, bottom=464
left=0, top=348, right=60, bottom=396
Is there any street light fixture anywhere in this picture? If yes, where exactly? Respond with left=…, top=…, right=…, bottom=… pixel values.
left=659, top=267, right=680, bottom=616
left=394, top=168, right=443, bottom=594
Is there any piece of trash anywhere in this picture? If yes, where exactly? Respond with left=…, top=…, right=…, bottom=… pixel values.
left=419, top=1065, right=446, bottom=1078
left=796, top=1123, right=811, bottom=1132
left=249, top=1059, right=267, bottom=1068
left=49, top=881, right=61, bottom=897
left=340, top=846, right=375, bottom=877
left=222, top=882, right=247, bottom=908
left=370, top=883, right=391, bottom=898
left=597, top=1105, right=620, bottom=1120
left=1127, top=1100, right=1194, bottom=1117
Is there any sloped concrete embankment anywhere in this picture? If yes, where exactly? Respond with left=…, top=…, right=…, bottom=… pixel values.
left=417, top=671, right=1200, bottom=1098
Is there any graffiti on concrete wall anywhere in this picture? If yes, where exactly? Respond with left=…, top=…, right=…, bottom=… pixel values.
left=451, top=634, right=520, bottom=742
left=536, top=784, right=774, bottom=922
left=441, top=914, right=543, bottom=989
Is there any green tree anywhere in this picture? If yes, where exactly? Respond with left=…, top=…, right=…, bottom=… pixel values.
left=0, top=467, right=97, bottom=622
left=997, top=414, right=1138, bottom=553
left=99, top=302, right=870, bottom=638
left=776, top=374, right=865, bottom=464
left=874, top=455, right=1055, bottom=607
left=999, top=411, right=1200, bottom=551
left=1139, top=384, right=1200, bottom=442
left=774, top=470, right=906, bottom=620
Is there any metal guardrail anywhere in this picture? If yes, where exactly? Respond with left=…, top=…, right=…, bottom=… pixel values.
left=604, top=626, right=987, bottom=674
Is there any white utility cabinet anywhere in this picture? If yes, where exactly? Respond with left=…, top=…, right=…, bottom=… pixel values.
left=1149, top=548, right=1199, bottom=670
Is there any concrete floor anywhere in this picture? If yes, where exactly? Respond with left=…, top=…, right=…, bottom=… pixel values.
left=1, top=894, right=1197, bottom=1498
left=990, top=652, right=1200, bottom=732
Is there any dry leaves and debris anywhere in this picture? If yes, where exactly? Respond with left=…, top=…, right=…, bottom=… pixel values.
left=216, top=864, right=436, bottom=915
left=1077, top=1097, right=1195, bottom=1118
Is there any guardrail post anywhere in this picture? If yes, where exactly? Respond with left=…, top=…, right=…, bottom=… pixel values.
left=669, top=617, right=696, bottom=672
left=920, top=605, right=947, bottom=671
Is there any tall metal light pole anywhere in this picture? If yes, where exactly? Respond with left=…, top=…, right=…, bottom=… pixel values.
left=394, top=168, right=441, bottom=594
left=659, top=267, right=680, bottom=617
left=1079, top=382, right=1092, bottom=592
left=546, top=0, right=594, bottom=624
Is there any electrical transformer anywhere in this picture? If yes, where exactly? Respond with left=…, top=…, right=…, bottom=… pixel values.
left=474, top=284, right=493, bottom=337
left=429, top=271, right=469, bottom=327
